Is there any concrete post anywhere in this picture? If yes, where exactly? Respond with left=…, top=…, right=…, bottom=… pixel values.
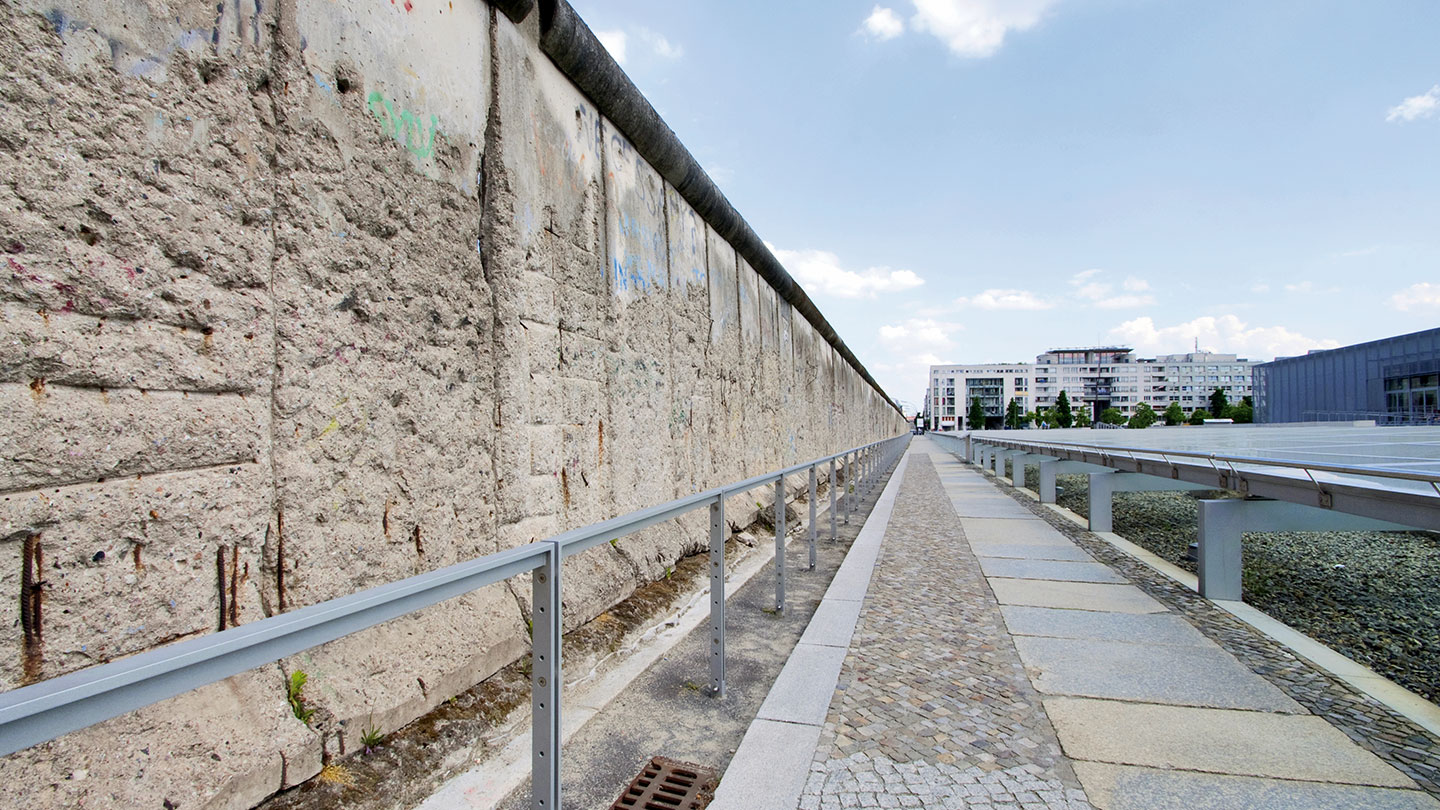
left=1197, top=499, right=1410, bottom=602
left=1088, top=472, right=1212, bottom=533
left=1039, top=460, right=1057, bottom=503
left=1196, top=499, right=1245, bottom=601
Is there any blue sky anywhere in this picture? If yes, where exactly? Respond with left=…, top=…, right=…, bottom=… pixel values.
left=567, top=0, right=1440, bottom=413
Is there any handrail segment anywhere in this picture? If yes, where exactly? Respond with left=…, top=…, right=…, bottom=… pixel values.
left=972, top=435, right=1440, bottom=485
left=0, top=432, right=912, bottom=807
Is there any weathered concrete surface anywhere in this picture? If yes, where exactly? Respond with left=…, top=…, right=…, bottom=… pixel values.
left=0, top=1, right=903, bottom=807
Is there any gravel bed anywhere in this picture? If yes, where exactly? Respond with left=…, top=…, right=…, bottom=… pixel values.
left=1047, top=474, right=1440, bottom=704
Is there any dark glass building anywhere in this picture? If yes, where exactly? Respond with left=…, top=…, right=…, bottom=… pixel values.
left=1253, top=327, right=1440, bottom=424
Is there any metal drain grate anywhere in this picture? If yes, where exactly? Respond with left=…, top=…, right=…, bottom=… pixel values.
left=610, top=756, right=718, bottom=810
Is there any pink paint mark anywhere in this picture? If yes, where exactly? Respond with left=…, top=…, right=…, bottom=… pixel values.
left=404, top=0, right=413, bottom=10
left=60, top=300, right=75, bottom=314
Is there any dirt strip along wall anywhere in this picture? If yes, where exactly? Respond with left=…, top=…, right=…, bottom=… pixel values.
left=0, top=1, right=905, bottom=807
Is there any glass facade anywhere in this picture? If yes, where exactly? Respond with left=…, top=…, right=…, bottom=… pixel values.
left=1253, top=327, right=1440, bottom=424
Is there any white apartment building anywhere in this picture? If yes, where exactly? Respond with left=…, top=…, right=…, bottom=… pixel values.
left=925, top=363, right=1032, bottom=430
left=927, top=348, right=1257, bottom=429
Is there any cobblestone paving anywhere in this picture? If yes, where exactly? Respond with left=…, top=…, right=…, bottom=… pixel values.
left=803, top=452, right=1091, bottom=810
left=992, top=466, right=1440, bottom=802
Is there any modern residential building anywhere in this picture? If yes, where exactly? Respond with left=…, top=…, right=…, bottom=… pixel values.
left=925, top=363, right=1032, bottom=430
left=1254, top=327, right=1440, bottom=424
left=927, top=347, right=1257, bottom=429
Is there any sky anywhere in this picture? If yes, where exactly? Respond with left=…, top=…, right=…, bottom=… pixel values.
left=566, top=0, right=1440, bottom=414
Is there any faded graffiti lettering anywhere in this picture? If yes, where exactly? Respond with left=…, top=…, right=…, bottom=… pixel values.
left=366, top=91, right=439, bottom=159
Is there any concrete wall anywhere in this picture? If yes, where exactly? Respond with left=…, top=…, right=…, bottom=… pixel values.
left=0, top=1, right=904, bottom=806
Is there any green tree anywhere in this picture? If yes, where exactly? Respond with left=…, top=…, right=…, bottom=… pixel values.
left=1074, top=407, right=1092, bottom=427
left=1056, top=390, right=1074, bottom=428
left=1024, top=409, right=1039, bottom=427
left=1163, top=402, right=1185, bottom=426
left=1039, top=407, right=1059, bottom=428
left=1005, top=398, right=1022, bottom=429
left=1099, top=407, right=1127, bottom=425
left=1231, top=397, right=1254, bottom=424
left=968, top=397, right=986, bottom=430
left=1209, top=388, right=1230, bottom=419
left=1128, top=402, right=1158, bottom=429
left=1188, top=408, right=1212, bottom=426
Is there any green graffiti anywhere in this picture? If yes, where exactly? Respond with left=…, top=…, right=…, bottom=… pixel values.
left=366, top=91, right=439, bottom=159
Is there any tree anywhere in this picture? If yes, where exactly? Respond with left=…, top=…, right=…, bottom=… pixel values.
left=968, top=397, right=986, bottom=430
left=1074, top=407, right=1092, bottom=427
left=1129, top=402, right=1158, bottom=429
left=1038, top=407, right=1059, bottom=428
left=1209, top=388, right=1230, bottom=419
left=1005, top=398, right=1022, bottom=429
left=1056, top=390, right=1073, bottom=428
left=1099, top=407, right=1127, bottom=425
left=1231, top=398, right=1254, bottom=424
left=1188, top=408, right=1212, bottom=426
left=1024, top=409, right=1039, bottom=428
left=1163, top=402, right=1185, bottom=426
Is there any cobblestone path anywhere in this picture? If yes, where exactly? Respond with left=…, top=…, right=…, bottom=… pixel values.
left=802, top=451, right=1092, bottom=810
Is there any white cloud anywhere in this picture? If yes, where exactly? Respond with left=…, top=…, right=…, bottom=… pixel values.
left=1284, top=281, right=1312, bottom=293
left=863, top=6, right=905, bottom=40
left=1386, top=85, right=1439, bottom=123
left=595, top=27, right=683, bottom=65
left=770, top=245, right=925, bottom=298
left=955, top=288, right=1053, bottom=310
left=911, top=0, right=1059, bottom=58
left=1069, top=269, right=1155, bottom=309
left=1250, top=283, right=1270, bottom=293
left=1389, top=282, right=1440, bottom=311
left=638, top=28, right=684, bottom=59
left=879, top=317, right=962, bottom=350
left=1109, top=315, right=1339, bottom=360
left=595, top=29, right=628, bottom=65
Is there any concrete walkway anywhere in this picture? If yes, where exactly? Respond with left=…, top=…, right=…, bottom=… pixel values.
left=713, top=437, right=1440, bottom=810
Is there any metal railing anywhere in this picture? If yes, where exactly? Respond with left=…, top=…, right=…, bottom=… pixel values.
left=939, top=432, right=1440, bottom=531
left=0, top=432, right=911, bottom=809
left=1301, top=410, right=1440, bottom=426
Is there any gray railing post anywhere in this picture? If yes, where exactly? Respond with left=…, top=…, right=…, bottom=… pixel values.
left=531, top=540, right=562, bottom=810
left=844, top=452, right=854, bottom=524
left=808, top=465, right=818, bottom=570
left=829, top=457, right=838, bottom=540
left=775, top=477, right=786, bottom=612
left=709, top=495, right=726, bottom=698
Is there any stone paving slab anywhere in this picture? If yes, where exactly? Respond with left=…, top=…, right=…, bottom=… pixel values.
left=960, top=518, right=1086, bottom=546
left=799, top=597, right=865, bottom=649
left=977, top=558, right=1128, bottom=584
left=987, top=579, right=1167, bottom=614
left=1014, top=636, right=1304, bottom=712
left=717, top=719, right=824, bottom=810
left=759, top=639, right=859, bottom=727
left=1072, top=762, right=1440, bottom=810
left=1046, top=697, right=1415, bottom=787
left=999, top=606, right=1216, bottom=648
left=968, top=542, right=1098, bottom=562
left=946, top=498, right=1039, bottom=519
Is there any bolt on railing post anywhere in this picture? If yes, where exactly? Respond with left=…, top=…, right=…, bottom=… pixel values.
left=808, top=465, right=818, bottom=570
left=774, top=477, right=786, bottom=612
left=708, top=496, right=726, bottom=698
left=531, top=540, right=562, bottom=810
left=829, top=457, right=838, bottom=540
